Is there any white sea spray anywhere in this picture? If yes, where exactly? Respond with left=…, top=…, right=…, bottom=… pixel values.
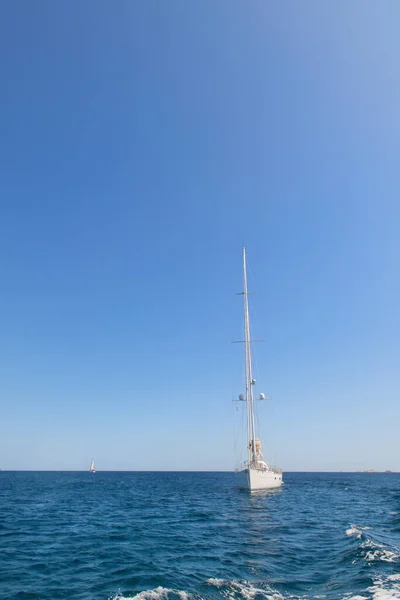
left=112, top=588, right=189, bottom=600
left=367, top=574, right=400, bottom=600
left=346, top=526, right=363, bottom=538
left=206, top=578, right=284, bottom=600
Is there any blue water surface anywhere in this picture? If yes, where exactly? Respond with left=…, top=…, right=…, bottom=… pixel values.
left=0, top=472, right=399, bottom=600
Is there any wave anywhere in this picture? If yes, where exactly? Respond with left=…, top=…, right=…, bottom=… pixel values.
left=205, top=578, right=284, bottom=600
left=346, top=525, right=372, bottom=538
left=347, top=526, right=363, bottom=538
left=363, top=543, right=399, bottom=563
left=359, top=537, right=400, bottom=564
left=112, top=581, right=285, bottom=600
left=346, top=525, right=366, bottom=538
left=111, top=573, right=400, bottom=600
left=112, top=587, right=190, bottom=600
left=345, top=526, right=399, bottom=564
left=365, top=574, right=400, bottom=600
left=112, top=581, right=286, bottom=600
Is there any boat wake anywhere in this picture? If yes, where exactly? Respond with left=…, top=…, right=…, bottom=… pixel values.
left=111, top=581, right=285, bottom=600
left=108, top=524, right=400, bottom=600
left=110, top=572, right=400, bottom=600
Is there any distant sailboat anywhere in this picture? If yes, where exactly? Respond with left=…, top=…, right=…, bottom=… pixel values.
left=234, top=248, right=283, bottom=491
left=89, top=459, right=95, bottom=473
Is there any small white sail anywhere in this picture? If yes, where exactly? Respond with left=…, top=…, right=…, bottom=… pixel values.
left=89, top=459, right=95, bottom=473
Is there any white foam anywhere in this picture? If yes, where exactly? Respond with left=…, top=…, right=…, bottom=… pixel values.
left=344, top=575, right=400, bottom=600
left=111, top=573, right=400, bottom=600
left=206, top=579, right=225, bottom=587
left=346, top=525, right=371, bottom=538
left=364, top=546, right=399, bottom=563
left=111, top=587, right=189, bottom=600
left=359, top=537, right=400, bottom=563
left=346, top=526, right=363, bottom=538
left=371, top=591, right=400, bottom=600
left=205, top=579, right=284, bottom=600
left=367, top=575, right=400, bottom=600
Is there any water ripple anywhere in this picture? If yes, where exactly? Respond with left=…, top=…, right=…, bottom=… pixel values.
left=0, top=472, right=399, bottom=600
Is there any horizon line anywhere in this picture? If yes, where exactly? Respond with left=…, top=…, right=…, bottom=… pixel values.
left=1, top=469, right=398, bottom=473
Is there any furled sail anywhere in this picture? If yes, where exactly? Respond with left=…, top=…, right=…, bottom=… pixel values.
left=249, top=438, right=263, bottom=460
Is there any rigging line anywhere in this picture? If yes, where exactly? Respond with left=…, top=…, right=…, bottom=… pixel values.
left=236, top=399, right=246, bottom=465
left=232, top=401, right=238, bottom=462
left=246, top=266, right=272, bottom=455
left=232, top=387, right=247, bottom=464
left=240, top=403, right=246, bottom=465
left=233, top=401, right=244, bottom=466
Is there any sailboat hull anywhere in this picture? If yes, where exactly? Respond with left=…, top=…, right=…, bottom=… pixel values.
left=235, top=468, right=283, bottom=491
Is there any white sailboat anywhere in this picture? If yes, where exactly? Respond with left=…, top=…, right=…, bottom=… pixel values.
left=234, top=248, right=283, bottom=491
left=89, top=459, right=95, bottom=473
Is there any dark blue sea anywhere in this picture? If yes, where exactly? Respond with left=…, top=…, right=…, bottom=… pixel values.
left=0, top=472, right=399, bottom=600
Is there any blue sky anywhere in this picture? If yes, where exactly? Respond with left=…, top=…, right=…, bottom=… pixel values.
left=0, top=1, right=399, bottom=471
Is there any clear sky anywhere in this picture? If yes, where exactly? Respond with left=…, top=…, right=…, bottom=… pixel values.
left=0, top=1, right=399, bottom=471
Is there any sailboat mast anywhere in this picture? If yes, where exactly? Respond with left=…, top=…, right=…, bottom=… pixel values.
left=242, top=248, right=257, bottom=465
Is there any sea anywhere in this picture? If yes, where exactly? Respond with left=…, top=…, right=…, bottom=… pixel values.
left=0, top=472, right=399, bottom=600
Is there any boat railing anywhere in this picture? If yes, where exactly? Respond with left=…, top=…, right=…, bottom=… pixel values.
left=270, top=466, right=283, bottom=474
left=236, top=461, right=282, bottom=474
